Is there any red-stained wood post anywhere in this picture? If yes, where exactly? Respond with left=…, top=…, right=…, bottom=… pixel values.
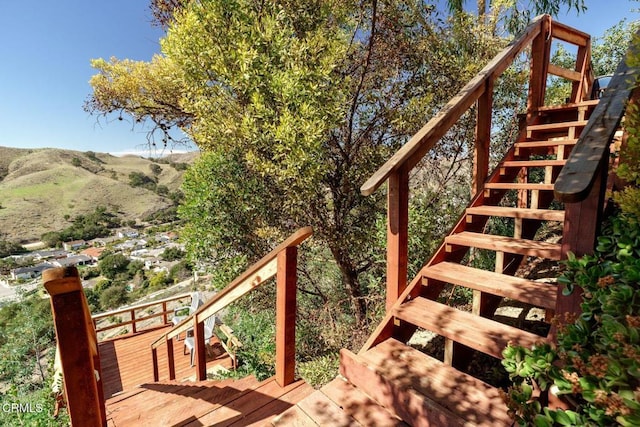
left=473, top=79, right=494, bottom=196
left=276, top=246, right=297, bottom=387
left=194, top=317, right=207, bottom=381
left=386, top=167, right=409, bottom=311
left=152, top=347, right=159, bottom=382
left=167, top=337, right=176, bottom=381
left=527, top=16, right=551, bottom=115
left=130, top=309, right=137, bottom=334
left=44, top=267, right=107, bottom=427
left=162, top=301, right=168, bottom=325
left=553, top=155, right=608, bottom=342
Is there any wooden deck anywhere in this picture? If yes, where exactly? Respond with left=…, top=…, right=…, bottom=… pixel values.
left=99, top=325, right=233, bottom=399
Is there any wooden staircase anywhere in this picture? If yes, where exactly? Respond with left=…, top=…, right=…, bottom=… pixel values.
left=276, top=99, right=600, bottom=427
left=270, top=14, right=634, bottom=426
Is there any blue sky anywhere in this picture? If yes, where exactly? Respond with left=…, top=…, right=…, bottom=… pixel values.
left=0, top=1, right=637, bottom=157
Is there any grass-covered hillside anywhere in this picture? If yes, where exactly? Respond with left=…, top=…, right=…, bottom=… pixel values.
left=0, top=147, right=197, bottom=242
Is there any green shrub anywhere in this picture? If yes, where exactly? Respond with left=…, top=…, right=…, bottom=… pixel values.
left=297, top=353, right=340, bottom=388
left=502, top=212, right=640, bottom=426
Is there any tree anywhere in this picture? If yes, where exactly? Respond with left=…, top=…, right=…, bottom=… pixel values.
left=99, top=253, right=130, bottom=280
left=445, top=0, right=585, bottom=33
left=86, top=0, right=555, bottom=324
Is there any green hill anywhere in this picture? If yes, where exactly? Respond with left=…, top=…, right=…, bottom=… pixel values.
left=0, top=147, right=197, bottom=242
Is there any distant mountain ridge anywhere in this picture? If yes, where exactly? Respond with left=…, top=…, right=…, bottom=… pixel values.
left=0, top=146, right=198, bottom=242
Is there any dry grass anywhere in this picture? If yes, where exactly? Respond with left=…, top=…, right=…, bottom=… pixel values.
left=0, top=147, right=197, bottom=242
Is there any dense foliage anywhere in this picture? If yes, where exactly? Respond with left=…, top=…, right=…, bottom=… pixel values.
left=41, top=206, right=121, bottom=247
left=0, top=294, right=68, bottom=425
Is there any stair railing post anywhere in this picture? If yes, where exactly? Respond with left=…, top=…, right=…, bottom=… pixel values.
left=167, top=337, right=176, bottom=381
left=276, top=246, right=297, bottom=387
left=527, top=15, right=551, bottom=115
left=152, top=347, right=159, bottom=382
left=194, top=316, right=207, bottom=381
left=473, top=78, right=494, bottom=196
left=553, top=153, right=608, bottom=341
left=43, top=267, right=107, bottom=427
left=386, top=167, right=409, bottom=311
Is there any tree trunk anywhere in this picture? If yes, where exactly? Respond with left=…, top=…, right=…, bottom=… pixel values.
left=330, top=246, right=367, bottom=325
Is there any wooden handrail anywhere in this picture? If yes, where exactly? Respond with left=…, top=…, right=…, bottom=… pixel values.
left=151, top=227, right=313, bottom=385
left=555, top=36, right=640, bottom=202
left=92, top=293, right=190, bottom=321
left=360, top=14, right=548, bottom=197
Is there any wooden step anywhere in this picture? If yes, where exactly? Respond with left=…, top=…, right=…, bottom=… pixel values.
left=422, top=262, right=557, bottom=310
left=514, top=138, right=577, bottom=150
left=527, top=120, right=588, bottom=132
left=340, top=338, right=513, bottom=426
left=533, top=100, right=598, bottom=113
left=500, top=159, right=566, bottom=168
left=393, top=297, right=544, bottom=358
left=277, top=377, right=408, bottom=426
left=484, top=182, right=553, bottom=192
left=445, top=231, right=562, bottom=259
left=514, top=138, right=577, bottom=156
left=466, top=206, right=564, bottom=221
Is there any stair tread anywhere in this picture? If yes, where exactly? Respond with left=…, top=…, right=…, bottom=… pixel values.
left=484, top=182, right=554, bottom=190
left=423, top=262, right=557, bottom=310
left=445, top=231, right=562, bottom=259
left=534, top=100, right=599, bottom=112
left=393, top=297, right=545, bottom=358
left=466, top=205, right=564, bottom=221
left=527, top=120, right=588, bottom=131
left=514, top=138, right=578, bottom=148
left=501, top=159, right=566, bottom=167
left=319, top=378, right=409, bottom=426
left=359, top=338, right=513, bottom=426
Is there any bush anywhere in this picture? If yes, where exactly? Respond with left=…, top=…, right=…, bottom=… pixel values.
left=502, top=212, right=640, bottom=426
left=99, top=284, right=129, bottom=310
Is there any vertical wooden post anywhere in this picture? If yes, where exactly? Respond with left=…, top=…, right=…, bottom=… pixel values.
left=528, top=16, right=551, bottom=114
left=473, top=79, right=493, bottom=196
left=194, top=317, right=207, bottom=381
left=167, top=337, right=176, bottom=381
left=553, top=155, right=608, bottom=341
left=130, top=309, right=137, bottom=334
left=152, top=347, right=159, bottom=382
left=44, top=267, right=107, bottom=427
left=162, top=301, right=168, bottom=325
left=387, top=168, right=409, bottom=311
left=276, top=246, right=297, bottom=387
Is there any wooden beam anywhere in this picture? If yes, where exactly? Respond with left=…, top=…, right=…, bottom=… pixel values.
left=547, top=63, right=581, bottom=82
left=167, top=337, right=175, bottom=381
left=276, top=247, right=297, bottom=387
left=386, top=168, right=409, bottom=311
left=194, top=317, right=207, bottom=381
left=473, top=79, right=493, bottom=196
left=551, top=21, right=590, bottom=46
left=528, top=15, right=551, bottom=114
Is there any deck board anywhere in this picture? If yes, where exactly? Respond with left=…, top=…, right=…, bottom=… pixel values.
left=99, top=325, right=232, bottom=398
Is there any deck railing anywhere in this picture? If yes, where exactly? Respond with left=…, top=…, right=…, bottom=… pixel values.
left=360, top=14, right=594, bottom=310
left=151, top=227, right=313, bottom=386
left=91, top=292, right=192, bottom=339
